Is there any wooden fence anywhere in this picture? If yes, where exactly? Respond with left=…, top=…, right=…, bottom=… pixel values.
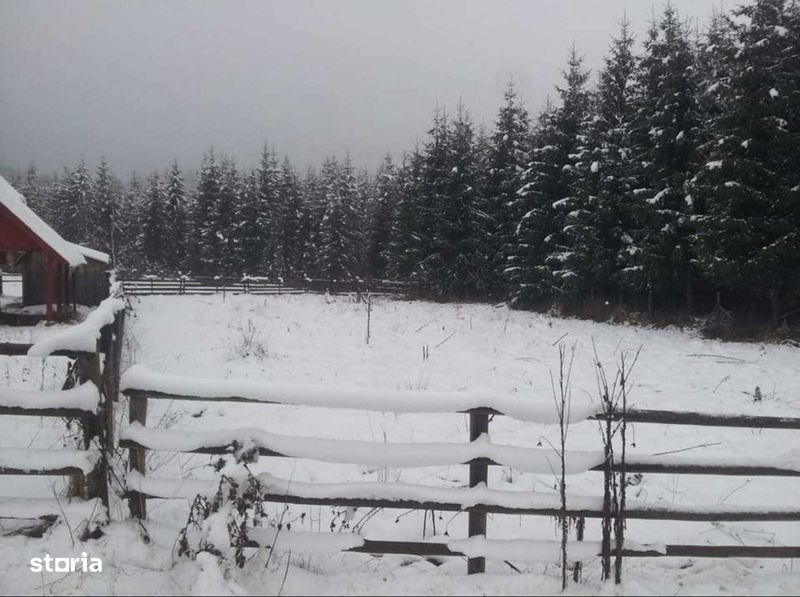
left=120, top=276, right=412, bottom=297
left=119, top=375, right=800, bottom=574
left=0, top=300, right=125, bottom=536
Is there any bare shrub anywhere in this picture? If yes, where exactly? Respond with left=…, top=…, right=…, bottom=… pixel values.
left=228, top=319, right=268, bottom=359
left=593, top=342, right=641, bottom=584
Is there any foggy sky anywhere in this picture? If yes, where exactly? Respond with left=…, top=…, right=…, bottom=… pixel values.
left=1, top=0, right=726, bottom=178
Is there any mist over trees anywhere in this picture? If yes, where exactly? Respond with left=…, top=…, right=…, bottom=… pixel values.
left=8, top=1, right=800, bottom=326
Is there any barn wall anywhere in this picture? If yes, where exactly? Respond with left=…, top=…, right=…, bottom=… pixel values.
left=22, top=251, right=47, bottom=306
left=23, top=252, right=109, bottom=307
left=73, top=259, right=110, bottom=306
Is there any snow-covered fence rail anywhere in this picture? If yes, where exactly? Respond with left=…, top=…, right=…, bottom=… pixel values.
left=120, top=276, right=412, bottom=297
left=0, top=291, right=126, bottom=535
left=119, top=367, right=800, bottom=573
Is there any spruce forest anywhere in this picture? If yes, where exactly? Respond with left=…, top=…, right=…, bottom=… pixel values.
left=7, top=2, right=800, bottom=329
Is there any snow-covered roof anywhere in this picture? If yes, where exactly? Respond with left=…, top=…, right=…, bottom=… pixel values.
left=68, top=242, right=110, bottom=265
left=0, top=175, right=87, bottom=267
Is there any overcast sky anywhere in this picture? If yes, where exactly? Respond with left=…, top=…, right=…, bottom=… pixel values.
left=1, top=0, right=728, bottom=178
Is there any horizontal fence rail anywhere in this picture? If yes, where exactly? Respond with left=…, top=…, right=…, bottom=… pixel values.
left=120, top=374, right=800, bottom=575
left=120, top=277, right=414, bottom=297
left=0, top=343, right=90, bottom=358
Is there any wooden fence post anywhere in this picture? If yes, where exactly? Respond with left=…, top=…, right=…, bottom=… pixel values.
left=128, top=390, right=148, bottom=519
left=76, top=347, right=109, bottom=509
left=468, top=412, right=490, bottom=574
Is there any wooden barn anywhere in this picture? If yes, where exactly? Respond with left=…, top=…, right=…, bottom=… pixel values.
left=0, top=175, right=110, bottom=322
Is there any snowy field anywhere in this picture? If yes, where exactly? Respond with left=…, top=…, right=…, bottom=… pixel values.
left=2, top=293, right=800, bottom=595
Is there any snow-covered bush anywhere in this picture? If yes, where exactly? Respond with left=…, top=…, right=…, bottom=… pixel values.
left=177, top=441, right=271, bottom=570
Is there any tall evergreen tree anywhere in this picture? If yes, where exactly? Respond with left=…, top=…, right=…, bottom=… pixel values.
left=55, top=161, right=93, bottom=244
left=19, top=165, right=43, bottom=216
left=508, top=48, right=591, bottom=306
left=141, top=174, right=165, bottom=268
left=622, top=6, right=701, bottom=312
left=276, top=157, right=302, bottom=278
left=692, top=0, right=800, bottom=324
left=163, top=160, right=188, bottom=272
left=388, top=148, right=425, bottom=281
left=485, top=82, right=530, bottom=296
left=257, top=146, right=281, bottom=275
left=366, top=153, right=399, bottom=280
left=318, top=157, right=361, bottom=280
left=300, top=167, right=324, bottom=278
left=92, top=157, right=118, bottom=260
left=216, top=159, right=241, bottom=273
left=192, top=150, right=222, bottom=274
left=541, top=47, right=593, bottom=299
left=237, top=170, right=263, bottom=275
left=560, top=20, right=637, bottom=303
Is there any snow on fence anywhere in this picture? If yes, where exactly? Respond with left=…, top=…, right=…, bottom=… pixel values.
left=119, top=367, right=800, bottom=573
left=0, top=289, right=126, bottom=535
left=120, top=276, right=412, bottom=297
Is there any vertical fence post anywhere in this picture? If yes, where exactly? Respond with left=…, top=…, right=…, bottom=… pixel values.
left=468, top=411, right=490, bottom=574
left=128, top=390, right=148, bottom=519
left=76, top=347, right=109, bottom=509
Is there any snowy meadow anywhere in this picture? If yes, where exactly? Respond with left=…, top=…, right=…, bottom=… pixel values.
left=3, top=293, right=799, bottom=595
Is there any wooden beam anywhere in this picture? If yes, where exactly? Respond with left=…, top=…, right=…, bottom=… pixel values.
left=0, top=466, right=87, bottom=476
left=596, top=409, right=800, bottom=430
left=0, top=343, right=89, bottom=358
left=127, top=488, right=800, bottom=522
left=0, top=405, right=95, bottom=418
left=241, top=536, right=800, bottom=560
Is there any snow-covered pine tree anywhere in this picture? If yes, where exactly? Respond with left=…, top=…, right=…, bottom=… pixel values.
left=237, top=170, right=263, bottom=276
left=415, top=106, right=453, bottom=293
left=387, top=148, right=425, bottom=281
left=140, top=174, right=165, bottom=269
left=162, top=160, right=188, bottom=273
left=366, top=153, right=399, bottom=280
left=299, top=167, right=323, bottom=279
left=438, top=103, right=485, bottom=297
left=692, top=0, right=800, bottom=325
left=276, top=157, right=303, bottom=279
left=541, top=47, right=593, bottom=301
left=216, top=159, right=241, bottom=274
left=695, top=8, right=737, bottom=141
left=484, top=82, right=531, bottom=297
left=19, top=165, right=44, bottom=217
left=622, top=5, right=701, bottom=314
left=505, top=101, right=561, bottom=306
left=55, top=161, right=93, bottom=244
left=192, top=150, right=223, bottom=275
left=113, top=173, right=145, bottom=273
left=346, top=164, right=372, bottom=280
left=91, top=157, right=118, bottom=262
left=559, top=20, right=637, bottom=305
left=257, top=146, right=281, bottom=276
left=507, top=48, right=590, bottom=307
left=317, top=157, right=361, bottom=281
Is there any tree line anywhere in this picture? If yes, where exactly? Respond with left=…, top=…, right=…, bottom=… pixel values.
left=8, top=1, right=800, bottom=326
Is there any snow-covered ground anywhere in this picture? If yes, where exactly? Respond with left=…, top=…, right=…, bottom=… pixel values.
left=2, top=293, right=800, bottom=595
